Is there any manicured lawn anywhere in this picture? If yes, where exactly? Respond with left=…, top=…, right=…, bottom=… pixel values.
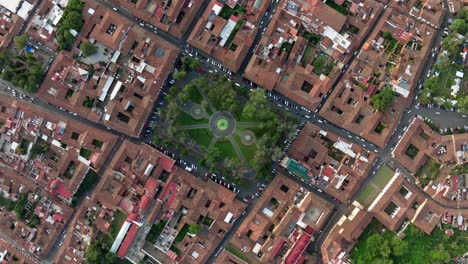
left=71, top=170, right=99, bottom=207
left=174, top=111, right=208, bottom=126
left=185, top=129, right=213, bottom=148
left=174, top=223, right=189, bottom=243
left=225, top=243, right=261, bottom=264
left=236, top=126, right=257, bottom=132
left=233, top=134, right=257, bottom=166
left=356, top=165, right=395, bottom=208
left=415, top=158, right=440, bottom=186
left=301, top=44, right=314, bottom=65
left=373, top=165, right=395, bottom=189
left=213, top=140, right=238, bottom=160
left=356, top=184, right=377, bottom=208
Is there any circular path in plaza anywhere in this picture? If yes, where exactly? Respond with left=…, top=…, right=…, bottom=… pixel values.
left=209, top=111, right=236, bottom=137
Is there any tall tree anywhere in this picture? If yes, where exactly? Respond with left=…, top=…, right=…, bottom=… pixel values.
left=80, top=42, right=98, bottom=57
left=366, top=234, right=391, bottom=258
left=13, top=35, right=27, bottom=50
left=390, top=237, right=408, bottom=257
left=371, top=87, right=396, bottom=112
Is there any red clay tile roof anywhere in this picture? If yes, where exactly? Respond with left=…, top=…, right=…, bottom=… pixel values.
left=285, top=233, right=311, bottom=264
left=144, top=177, right=158, bottom=197
left=52, top=213, right=64, bottom=223
left=272, top=239, right=285, bottom=257
left=161, top=156, right=175, bottom=172
left=166, top=188, right=178, bottom=208
left=138, top=195, right=151, bottom=212
left=48, top=179, right=71, bottom=199
left=117, top=224, right=138, bottom=258
left=323, top=167, right=334, bottom=178
left=128, top=213, right=138, bottom=221
left=161, top=181, right=177, bottom=201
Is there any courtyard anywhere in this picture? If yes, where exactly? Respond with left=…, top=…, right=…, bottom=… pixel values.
left=356, top=165, right=395, bottom=208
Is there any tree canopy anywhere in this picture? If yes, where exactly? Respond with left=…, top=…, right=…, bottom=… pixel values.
left=182, top=57, right=201, bottom=71
left=13, top=35, right=27, bottom=50
left=371, top=87, right=396, bottom=111
left=56, top=0, right=84, bottom=50
left=0, top=50, right=44, bottom=93
left=382, top=31, right=393, bottom=40
left=188, top=224, right=201, bottom=235
left=85, top=235, right=118, bottom=264
left=80, top=42, right=98, bottom=57
left=173, top=70, right=187, bottom=80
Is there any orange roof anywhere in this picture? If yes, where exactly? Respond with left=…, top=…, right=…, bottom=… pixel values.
left=117, top=224, right=138, bottom=258
left=144, top=177, right=158, bottom=197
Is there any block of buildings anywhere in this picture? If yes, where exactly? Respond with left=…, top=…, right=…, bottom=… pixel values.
left=108, top=0, right=205, bottom=39
left=0, top=238, right=36, bottom=264
left=25, top=0, right=68, bottom=50
left=53, top=197, right=96, bottom=264
left=281, top=122, right=376, bottom=203
left=320, top=7, right=436, bottom=147
left=391, top=117, right=468, bottom=205
left=0, top=166, right=73, bottom=260
left=143, top=169, right=246, bottom=263
left=243, top=0, right=383, bottom=109
left=53, top=140, right=176, bottom=263
left=0, top=6, right=24, bottom=48
left=36, top=1, right=178, bottom=136
left=322, top=170, right=468, bottom=263
left=320, top=203, right=372, bottom=264
left=187, top=0, right=269, bottom=72
left=228, top=173, right=333, bottom=264
left=392, top=117, right=467, bottom=174
left=0, top=96, right=117, bottom=203
left=388, top=0, right=446, bottom=28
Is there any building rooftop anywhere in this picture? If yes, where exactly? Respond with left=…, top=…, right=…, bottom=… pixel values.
left=392, top=0, right=446, bottom=28
left=36, top=2, right=178, bottom=136
left=0, top=7, right=24, bottom=48
left=319, top=7, right=436, bottom=147
left=0, top=96, right=117, bottom=202
left=0, top=237, right=36, bottom=264
left=392, top=117, right=467, bottom=174
left=26, top=0, right=65, bottom=50
left=284, top=122, right=376, bottom=202
left=243, top=0, right=383, bottom=109
left=0, top=166, right=72, bottom=260
left=229, top=173, right=333, bottom=263
left=107, top=0, right=204, bottom=39
left=187, top=0, right=269, bottom=72
left=144, top=168, right=246, bottom=263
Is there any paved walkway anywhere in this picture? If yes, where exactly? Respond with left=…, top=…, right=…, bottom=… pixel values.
left=209, top=111, right=236, bottom=138
left=208, top=137, right=217, bottom=148
left=227, top=136, right=256, bottom=180
left=196, top=85, right=217, bottom=114
left=177, top=124, right=209, bottom=129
